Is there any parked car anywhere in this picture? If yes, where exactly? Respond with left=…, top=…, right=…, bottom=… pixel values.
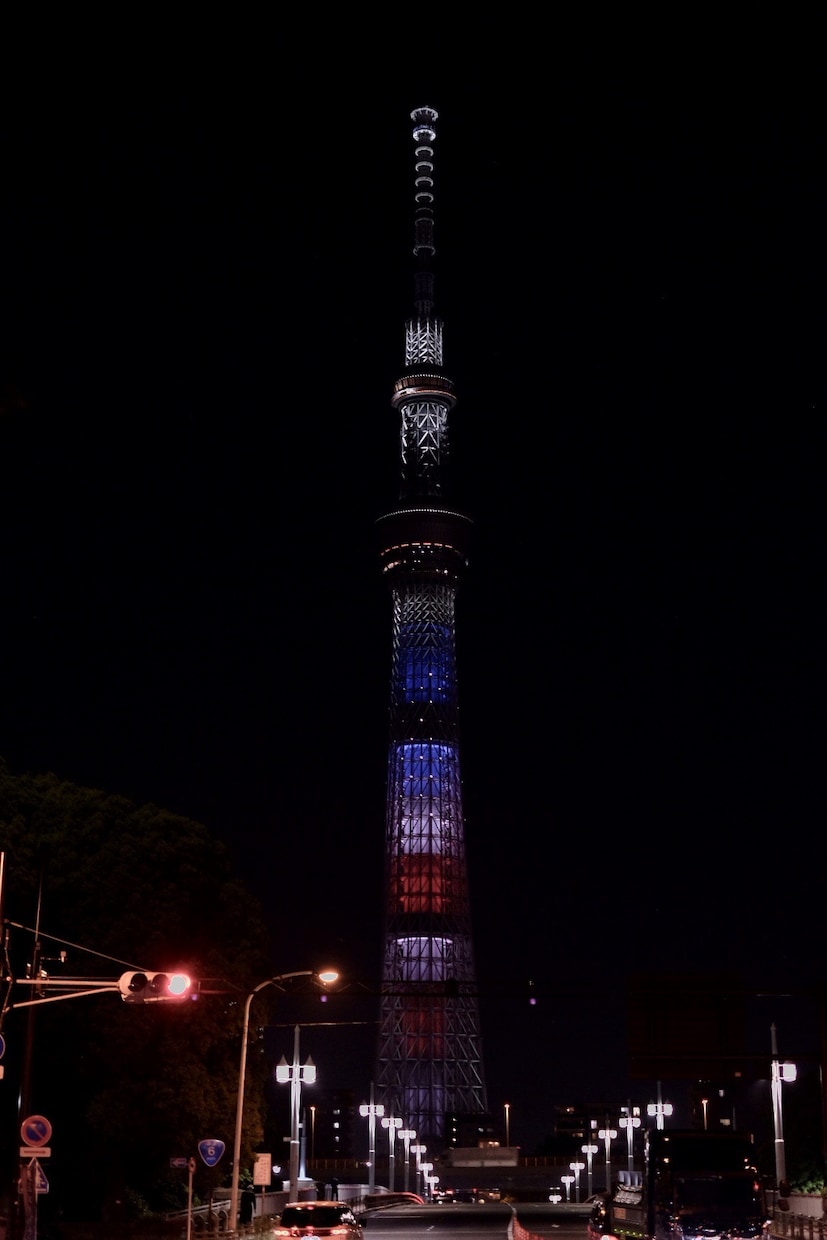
left=273, top=1201, right=363, bottom=1238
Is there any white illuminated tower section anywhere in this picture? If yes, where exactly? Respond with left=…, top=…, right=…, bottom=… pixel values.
left=375, top=106, right=488, bottom=1151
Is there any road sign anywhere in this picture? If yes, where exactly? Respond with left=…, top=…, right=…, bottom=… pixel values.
left=20, top=1148, right=51, bottom=1158
left=253, top=1153, right=272, bottom=1185
left=198, top=1139, right=225, bottom=1167
left=0, top=1033, right=6, bottom=1057
left=20, top=1116, right=52, bottom=1147
left=170, top=1157, right=188, bottom=1168
left=24, top=1159, right=48, bottom=1195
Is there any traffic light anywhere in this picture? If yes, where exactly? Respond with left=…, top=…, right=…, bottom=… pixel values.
left=118, top=971, right=194, bottom=1002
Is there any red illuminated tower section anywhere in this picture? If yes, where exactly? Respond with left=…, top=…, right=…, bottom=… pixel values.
left=375, top=106, right=488, bottom=1152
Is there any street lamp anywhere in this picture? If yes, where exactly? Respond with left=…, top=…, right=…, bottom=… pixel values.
left=381, top=1113, right=403, bottom=1191
left=410, top=1144, right=426, bottom=1197
left=771, top=1022, right=797, bottom=1187
left=598, top=1124, right=617, bottom=1192
left=570, top=1161, right=585, bottom=1203
left=619, top=1105, right=641, bottom=1175
left=276, top=1024, right=320, bottom=1192
left=647, top=1082, right=673, bottom=1130
left=310, top=1105, right=316, bottom=1164
left=504, top=1101, right=511, bottom=1147
left=359, top=1084, right=385, bottom=1193
left=561, top=1174, right=575, bottom=1202
left=420, top=1162, right=433, bottom=1200
left=229, top=968, right=338, bottom=1229
left=582, top=1143, right=598, bottom=1199
left=398, top=1129, right=415, bottom=1193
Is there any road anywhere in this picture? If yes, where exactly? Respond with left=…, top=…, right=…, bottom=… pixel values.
left=363, top=1201, right=592, bottom=1238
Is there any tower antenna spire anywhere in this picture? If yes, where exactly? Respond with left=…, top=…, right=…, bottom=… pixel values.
left=411, top=105, right=438, bottom=321
left=405, top=107, right=443, bottom=379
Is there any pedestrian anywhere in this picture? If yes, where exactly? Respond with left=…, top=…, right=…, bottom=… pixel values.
left=240, top=1185, right=256, bottom=1224
left=329, top=1177, right=339, bottom=1201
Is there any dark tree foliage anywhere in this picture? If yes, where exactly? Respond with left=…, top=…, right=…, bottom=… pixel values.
left=0, top=759, right=276, bottom=1219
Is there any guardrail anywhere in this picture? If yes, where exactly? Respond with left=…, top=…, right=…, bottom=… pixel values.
left=772, top=1212, right=827, bottom=1240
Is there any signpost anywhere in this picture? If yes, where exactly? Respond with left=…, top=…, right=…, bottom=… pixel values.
left=186, top=1155, right=197, bottom=1240
left=193, top=1141, right=225, bottom=1240
left=19, top=1117, right=52, bottom=1240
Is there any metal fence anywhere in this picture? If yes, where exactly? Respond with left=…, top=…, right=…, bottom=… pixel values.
left=772, top=1212, right=827, bottom=1240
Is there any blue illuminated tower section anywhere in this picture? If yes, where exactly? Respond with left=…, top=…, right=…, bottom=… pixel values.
left=375, top=106, right=488, bottom=1152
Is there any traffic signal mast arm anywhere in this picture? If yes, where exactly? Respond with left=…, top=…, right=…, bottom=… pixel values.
left=1, top=917, right=195, bottom=1014
left=10, top=977, right=123, bottom=1008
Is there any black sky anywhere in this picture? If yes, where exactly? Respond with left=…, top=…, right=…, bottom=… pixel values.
left=1, top=42, right=824, bottom=1152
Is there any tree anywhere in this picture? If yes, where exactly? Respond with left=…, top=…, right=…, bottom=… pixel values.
left=0, top=759, right=276, bottom=1218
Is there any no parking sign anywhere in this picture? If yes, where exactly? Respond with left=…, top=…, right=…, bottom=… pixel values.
left=21, top=1116, right=52, bottom=1147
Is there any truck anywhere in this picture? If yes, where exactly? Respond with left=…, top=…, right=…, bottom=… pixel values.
left=587, top=1128, right=770, bottom=1240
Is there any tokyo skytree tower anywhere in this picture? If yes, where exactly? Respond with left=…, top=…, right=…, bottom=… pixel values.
left=374, top=106, right=488, bottom=1153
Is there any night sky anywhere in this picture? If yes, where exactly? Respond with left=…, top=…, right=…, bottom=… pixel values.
left=1, top=41, right=824, bottom=1153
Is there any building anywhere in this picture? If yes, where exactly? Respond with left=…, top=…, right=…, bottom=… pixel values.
left=306, top=1089, right=358, bottom=1161
left=374, top=106, right=488, bottom=1155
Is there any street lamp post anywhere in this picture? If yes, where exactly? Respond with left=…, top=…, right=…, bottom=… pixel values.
left=229, top=969, right=338, bottom=1230
left=647, top=1082, right=673, bottom=1130
left=398, top=1129, right=415, bottom=1193
left=359, top=1084, right=385, bottom=1193
left=381, top=1113, right=403, bottom=1191
left=504, top=1101, right=511, bottom=1147
left=582, top=1143, right=598, bottom=1199
left=598, top=1124, right=617, bottom=1192
left=561, top=1174, right=575, bottom=1202
left=570, top=1161, right=585, bottom=1203
left=771, top=1022, right=797, bottom=1188
left=277, top=1024, right=319, bottom=1193
left=619, top=1105, right=641, bottom=1175
left=410, top=1144, right=426, bottom=1197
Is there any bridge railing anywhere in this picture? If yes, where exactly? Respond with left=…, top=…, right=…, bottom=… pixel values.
left=772, top=1212, right=827, bottom=1240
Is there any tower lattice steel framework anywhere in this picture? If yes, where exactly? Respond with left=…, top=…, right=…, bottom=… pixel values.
left=374, top=106, right=488, bottom=1154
